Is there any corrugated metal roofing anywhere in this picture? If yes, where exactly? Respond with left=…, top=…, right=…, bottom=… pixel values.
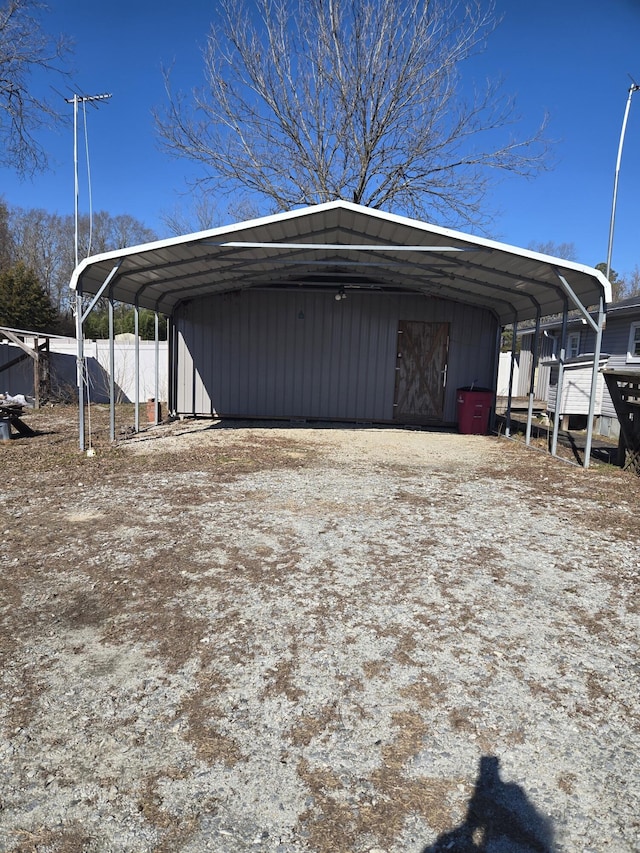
left=70, top=201, right=611, bottom=325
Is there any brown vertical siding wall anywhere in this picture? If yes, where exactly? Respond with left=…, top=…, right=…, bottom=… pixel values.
left=174, top=289, right=497, bottom=423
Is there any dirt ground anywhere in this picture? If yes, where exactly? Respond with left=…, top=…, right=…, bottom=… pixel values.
left=1, top=405, right=639, bottom=852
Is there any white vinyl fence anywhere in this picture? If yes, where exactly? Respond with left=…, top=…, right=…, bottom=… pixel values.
left=0, top=335, right=168, bottom=405
left=497, top=352, right=519, bottom=397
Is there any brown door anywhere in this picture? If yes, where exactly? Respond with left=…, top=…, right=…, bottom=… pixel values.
left=394, top=321, right=449, bottom=423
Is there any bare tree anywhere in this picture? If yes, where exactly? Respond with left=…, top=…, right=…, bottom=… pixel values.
left=87, top=211, right=157, bottom=256
left=0, top=197, right=12, bottom=269
left=528, top=241, right=577, bottom=261
left=7, top=206, right=65, bottom=303
left=0, top=0, right=71, bottom=175
left=600, top=263, right=640, bottom=303
left=156, top=0, right=549, bottom=226
left=161, top=191, right=223, bottom=236
left=8, top=205, right=157, bottom=315
left=621, top=265, right=640, bottom=299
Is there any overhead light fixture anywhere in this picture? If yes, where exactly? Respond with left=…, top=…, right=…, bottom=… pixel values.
left=334, top=287, right=347, bottom=301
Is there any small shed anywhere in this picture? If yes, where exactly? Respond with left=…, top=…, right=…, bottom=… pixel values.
left=70, top=201, right=611, bottom=465
left=519, top=295, right=640, bottom=438
left=546, top=354, right=610, bottom=430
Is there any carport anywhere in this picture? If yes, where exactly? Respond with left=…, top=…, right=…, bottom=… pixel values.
left=70, top=201, right=611, bottom=467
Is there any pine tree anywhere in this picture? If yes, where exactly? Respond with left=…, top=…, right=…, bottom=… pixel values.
left=0, top=262, right=57, bottom=331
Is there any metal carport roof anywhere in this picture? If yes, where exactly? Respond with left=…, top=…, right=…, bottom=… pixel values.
left=70, top=201, right=611, bottom=468
left=70, top=201, right=611, bottom=325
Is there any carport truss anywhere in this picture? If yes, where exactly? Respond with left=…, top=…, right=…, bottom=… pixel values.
left=70, top=201, right=611, bottom=467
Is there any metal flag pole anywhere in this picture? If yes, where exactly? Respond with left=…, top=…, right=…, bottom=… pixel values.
left=606, top=81, right=639, bottom=282
left=65, top=92, right=111, bottom=450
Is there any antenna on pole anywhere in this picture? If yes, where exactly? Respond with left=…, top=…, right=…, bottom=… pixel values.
left=64, top=92, right=111, bottom=267
left=65, top=91, right=111, bottom=452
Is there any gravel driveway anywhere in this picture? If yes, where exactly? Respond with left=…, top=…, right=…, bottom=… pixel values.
left=1, top=408, right=639, bottom=852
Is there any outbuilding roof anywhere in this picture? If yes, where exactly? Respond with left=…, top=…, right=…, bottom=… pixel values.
left=70, top=201, right=611, bottom=325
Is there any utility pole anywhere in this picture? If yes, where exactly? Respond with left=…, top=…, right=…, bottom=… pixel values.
left=65, top=92, right=111, bottom=450
left=606, top=81, right=639, bottom=282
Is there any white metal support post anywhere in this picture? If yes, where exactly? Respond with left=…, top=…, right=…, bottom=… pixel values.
left=491, top=324, right=502, bottom=433
left=109, top=289, right=115, bottom=442
left=554, top=269, right=607, bottom=468
left=168, top=315, right=177, bottom=417
left=583, top=294, right=606, bottom=469
left=525, top=310, right=541, bottom=445
left=550, top=301, right=569, bottom=457
left=505, top=317, right=518, bottom=438
left=134, top=298, right=140, bottom=433
left=75, top=283, right=85, bottom=450
left=154, top=311, right=160, bottom=425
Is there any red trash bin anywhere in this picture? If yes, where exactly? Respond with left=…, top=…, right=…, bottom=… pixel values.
left=457, top=387, right=494, bottom=435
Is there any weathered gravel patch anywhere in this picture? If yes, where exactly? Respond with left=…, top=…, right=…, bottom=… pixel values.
left=1, top=413, right=638, bottom=851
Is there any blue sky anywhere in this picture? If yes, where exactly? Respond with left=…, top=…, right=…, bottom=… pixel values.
left=1, top=0, right=639, bottom=276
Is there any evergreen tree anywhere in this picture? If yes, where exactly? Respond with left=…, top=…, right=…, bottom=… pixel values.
left=83, top=305, right=167, bottom=340
left=0, top=261, right=57, bottom=331
left=595, top=262, right=624, bottom=302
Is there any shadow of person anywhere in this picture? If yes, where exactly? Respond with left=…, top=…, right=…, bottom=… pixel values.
left=423, top=755, right=555, bottom=852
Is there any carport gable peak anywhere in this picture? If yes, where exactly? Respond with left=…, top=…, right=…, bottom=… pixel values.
left=70, top=200, right=610, bottom=324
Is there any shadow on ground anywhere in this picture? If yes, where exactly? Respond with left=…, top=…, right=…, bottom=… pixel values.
left=423, top=756, right=555, bottom=853
left=495, top=413, right=619, bottom=468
